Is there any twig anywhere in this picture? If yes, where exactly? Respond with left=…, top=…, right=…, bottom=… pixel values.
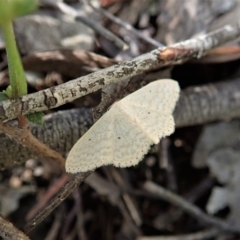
left=159, top=138, right=177, bottom=192
left=137, top=228, right=221, bottom=240
left=44, top=207, right=64, bottom=240
left=88, top=2, right=164, bottom=48
left=153, top=176, right=215, bottom=230
left=143, top=181, right=240, bottom=234
left=116, top=200, right=141, bottom=237
left=110, top=167, right=142, bottom=226
left=65, top=227, right=77, bottom=240
left=0, top=215, right=30, bottom=240
left=41, top=0, right=127, bottom=50
left=0, top=120, right=65, bottom=169
left=0, top=108, right=92, bottom=170
left=23, top=171, right=91, bottom=234
left=21, top=49, right=118, bottom=78
left=60, top=198, right=78, bottom=238
left=2, top=78, right=240, bottom=168
left=74, top=189, right=87, bottom=240
left=173, top=78, right=240, bottom=127
left=1, top=23, right=240, bottom=121
left=26, top=173, right=69, bottom=220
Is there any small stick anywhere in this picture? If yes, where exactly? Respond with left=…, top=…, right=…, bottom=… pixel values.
left=137, top=228, right=221, bottom=240
left=74, top=189, right=87, bottom=240
left=1, top=23, right=240, bottom=121
left=88, top=2, right=164, bottom=48
left=44, top=207, right=64, bottom=240
left=0, top=215, right=30, bottom=240
left=23, top=171, right=91, bottom=234
left=26, top=173, right=69, bottom=220
left=143, top=181, right=240, bottom=234
left=41, top=0, right=127, bottom=50
left=0, top=119, right=65, bottom=169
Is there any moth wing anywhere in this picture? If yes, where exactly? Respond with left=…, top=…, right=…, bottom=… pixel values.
left=110, top=104, right=154, bottom=167
left=66, top=79, right=180, bottom=173
left=121, top=79, right=180, bottom=114
left=65, top=110, right=114, bottom=173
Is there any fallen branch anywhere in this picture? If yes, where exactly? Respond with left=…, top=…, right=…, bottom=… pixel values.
left=1, top=78, right=240, bottom=169
left=23, top=171, right=91, bottom=234
left=0, top=215, right=30, bottom=240
left=143, top=181, right=240, bottom=234
left=137, top=228, right=221, bottom=240
left=1, top=23, right=240, bottom=122
left=0, top=119, right=65, bottom=170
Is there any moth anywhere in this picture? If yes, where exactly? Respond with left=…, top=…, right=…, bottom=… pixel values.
left=66, top=79, right=180, bottom=173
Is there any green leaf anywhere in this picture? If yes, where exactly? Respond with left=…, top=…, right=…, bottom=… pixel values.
left=26, top=112, right=44, bottom=125
left=10, top=0, right=38, bottom=19
left=0, top=0, right=38, bottom=23
left=0, top=92, right=9, bottom=102
left=3, top=85, right=13, bottom=98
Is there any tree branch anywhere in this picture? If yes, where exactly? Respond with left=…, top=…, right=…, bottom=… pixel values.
left=0, top=215, right=30, bottom=240
left=143, top=181, right=240, bottom=233
left=0, top=108, right=92, bottom=170
left=1, top=23, right=240, bottom=122
left=23, top=171, right=91, bottom=234
left=1, top=78, right=240, bottom=170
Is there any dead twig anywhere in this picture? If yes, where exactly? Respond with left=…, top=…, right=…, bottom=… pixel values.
left=153, top=176, right=215, bottom=230
left=137, top=228, right=221, bottom=240
left=109, top=167, right=142, bottom=226
left=1, top=23, right=240, bottom=122
left=0, top=215, right=30, bottom=240
left=74, top=189, right=87, bottom=240
left=88, top=1, right=164, bottom=48
left=44, top=207, right=64, bottom=240
left=0, top=108, right=92, bottom=170
left=2, top=77, right=240, bottom=169
left=159, top=138, right=177, bottom=192
left=22, top=50, right=118, bottom=78
left=0, top=120, right=65, bottom=170
left=26, top=173, right=69, bottom=220
left=143, top=181, right=240, bottom=234
left=23, top=172, right=91, bottom=234
left=41, top=0, right=127, bottom=50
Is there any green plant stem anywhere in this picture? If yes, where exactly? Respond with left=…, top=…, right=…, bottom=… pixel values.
left=1, top=20, right=27, bottom=98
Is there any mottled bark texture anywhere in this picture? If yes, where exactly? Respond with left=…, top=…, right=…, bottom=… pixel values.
left=0, top=215, right=30, bottom=240
left=0, top=109, right=92, bottom=170
left=174, top=78, right=240, bottom=127
left=1, top=79, right=240, bottom=170
left=1, top=23, right=240, bottom=122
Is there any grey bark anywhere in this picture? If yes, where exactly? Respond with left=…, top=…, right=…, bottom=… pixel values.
left=1, top=78, right=240, bottom=170
left=0, top=109, right=92, bottom=170
left=0, top=215, right=30, bottom=240
left=1, top=23, right=240, bottom=122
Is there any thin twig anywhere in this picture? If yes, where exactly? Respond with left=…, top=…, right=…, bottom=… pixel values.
left=41, top=0, right=127, bottom=49
left=88, top=1, right=164, bottom=48
left=23, top=171, right=91, bottom=234
left=153, top=176, right=215, bottom=230
left=0, top=215, right=30, bottom=240
left=26, top=173, right=69, bottom=220
left=159, top=138, right=178, bottom=192
left=143, top=181, right=240, bottom=234
left=2, top=77, right=240, bottom=168
left=0, top=108, right=92, bottom=170
left=74, top=189, right=87, bottom=240
left=1, top=23, right=240, bottom=121
left=110, top=167, right=142, bottom=226
left=44, top=207, right=64, bottom=240
left=137, top=228, right=221, bottom=240
left=0, top=121, right=65, bottom=169
left=60, top=197, right=78, bottom=238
